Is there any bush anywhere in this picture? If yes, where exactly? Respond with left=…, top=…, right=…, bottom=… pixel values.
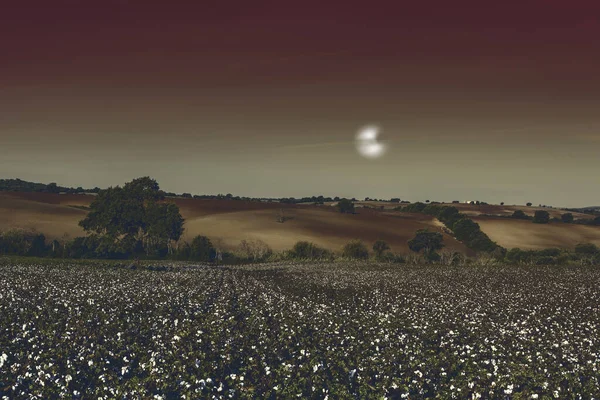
left=512, top=210, right=528, bottom=219
left=337, top=198, right=355, bottom=214
left=505, top=248, right=525, bottom=263
left=378, top=252, right=405, bottom=263
left=289, top=241, right=332, bottom=260
left=533, top=210, right=550, bottom=224
left=342, top=240, right=369, bottom=259
left=190, top=236, right=217, bottom=262
left=238, top=239, right=272, bottom=262
left=404, top=202, right=427, bottom=213
left=372, top=240, right=391, bottom=258
left=574, top=243, right=599, bottom=256
left=408, top=229, right=444, bottom=254
left=561, top=213, right=574, bottom=223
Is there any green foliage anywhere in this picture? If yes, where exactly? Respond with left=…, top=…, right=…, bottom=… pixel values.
left=27, top=234, right=47, bottom=257
left=342, top=240, right=369, bottom=259
left=372, top=240, right=391, bottom=258
left=533, top=210, right=550, bottom=224
left=0, top=230, right=45, bottom=256
left=575, top=243, right=599, bottom=256
left=452, top=219, right=481, bottom=242
left=189, top=236, right=216, bottom=262
left=408, top=229, right=444, bottom=254
left=399, top=202, right=427, bottom=213
left=337, top=198, right=355, bottom=214
left=561, top=213, right=574, bottom=223
left=79, top=177, right=184, bottom=257
left=289, top=241, right=332, bottom=260
left=512, top=210, right=528, bottom=219
left=398, top=204, right=501, bottom=254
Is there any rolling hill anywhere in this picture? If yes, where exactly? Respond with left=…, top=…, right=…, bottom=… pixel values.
left=1, top=192, right=599, bottom=253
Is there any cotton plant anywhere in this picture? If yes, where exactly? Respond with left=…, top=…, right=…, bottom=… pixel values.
left=0, top=260, right=599, bottom=398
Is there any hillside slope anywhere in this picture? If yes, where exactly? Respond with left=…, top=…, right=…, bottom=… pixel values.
left=0, top=193, right=469, bottom=254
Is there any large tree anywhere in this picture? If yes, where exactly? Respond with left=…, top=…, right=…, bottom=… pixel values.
left=408, top=229, right=444, bottom=259
left=79, top=177, right=184, bottom=256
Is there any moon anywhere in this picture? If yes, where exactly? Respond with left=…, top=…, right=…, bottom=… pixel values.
left=355, top=125, right=387, bottom=159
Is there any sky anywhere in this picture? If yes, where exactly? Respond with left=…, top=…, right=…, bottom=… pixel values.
left=1, top=1, right=599, bottom=207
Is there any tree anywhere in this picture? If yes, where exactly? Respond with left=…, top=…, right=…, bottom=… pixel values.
left=408, top=229, right=444, bottom=255
left=190, top=235, right=216, bottom=262
left=79, top=177, right=184, bottom=257
left=452, top=219, right=481, bottom=242
left=290, top=241, right=331, bottom=260
left=526, top=202, right=532, bottom=206
left=145, top=202, right=185, bottom=256
left=561, top=213, right=574, bottom=223
left=342, top=240, right=369, bottom=259
left=373, top=240, right=390, bottom=258
left=47, top=182, right=60, bottom=194
left=532, top=210, right=550, bottom=224
left=500, top=202, right=504, bottom=206
left=512, top=210, right=528, bottom=219
left=337, top=198, right=355, bottom=214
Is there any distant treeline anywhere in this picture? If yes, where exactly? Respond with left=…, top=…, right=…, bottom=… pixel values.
left=481, top=210, right=600, bottom=226
left=2, top=178, right=413, bottom=204
left=0, top=179, right=100, bottom=194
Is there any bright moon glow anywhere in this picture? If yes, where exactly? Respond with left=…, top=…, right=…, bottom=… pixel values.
left=355, top=125, right=386, bottom=158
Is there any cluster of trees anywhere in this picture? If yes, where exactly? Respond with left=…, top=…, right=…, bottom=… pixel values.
left=505, top=244, right=600, bottom=266
left=0, top=230, right=49, bottom=257
left=396, top=203, right=502, bottom=253
left=0, top=179, right=100, bottom=194
left=510, top=210, right=600, bottom=226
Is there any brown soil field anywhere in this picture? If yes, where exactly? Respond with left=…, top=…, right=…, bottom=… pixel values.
left=0, top=193, right=88, bottom=240
left=472, top=216, right=600, bottom=250
left=0, top=193, right=470, bottom=255
left=1, top=192, right=597, bottom=254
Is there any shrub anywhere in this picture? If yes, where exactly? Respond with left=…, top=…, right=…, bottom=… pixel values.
left=342, top=240, right=369, bottom=259
left=533, top=210, right=550, bottom=224
left=512, top=210, right=528, bottom=219
left=378, top=252, right=405, bottom=263
left=574, top=243, right=599, bottom=256
left=452, top=219, right=480, bottom=242
left=238, top=239, right=272, bottom=262
left=505, top=248, right=525, bottom=263
left=190, top=236, right=216, bottom=262
left=561, top=213, right=574, bottom=223
left=404, top=202, right=427, bottom=213
left=337, top=199, right=355, bottom=214
left=289, top=241, right=332, bottom=260
left=372, top=240, right=391, bottom=258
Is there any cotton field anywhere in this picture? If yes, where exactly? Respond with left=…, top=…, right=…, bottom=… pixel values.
left=1, top=261, right=599, bottom=399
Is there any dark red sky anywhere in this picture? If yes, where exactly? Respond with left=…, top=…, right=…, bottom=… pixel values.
left=1, top=1, right=599, bottom=206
